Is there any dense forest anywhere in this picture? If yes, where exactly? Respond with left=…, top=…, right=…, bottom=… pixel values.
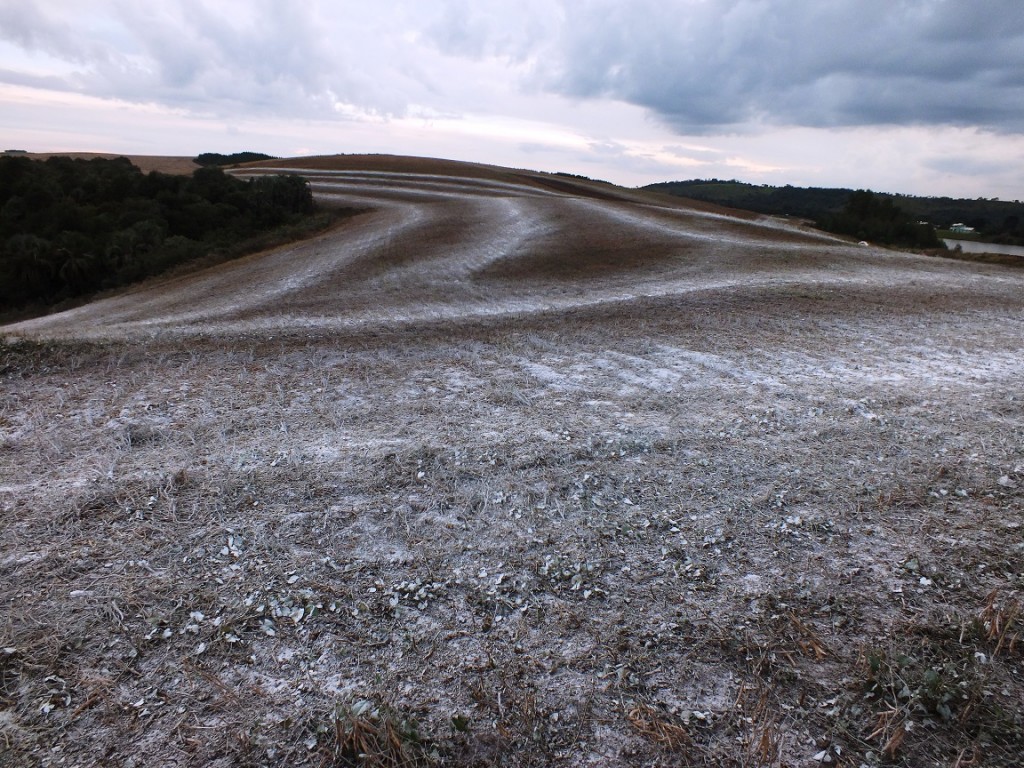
left=817, top=190, right=942, bottom=249
left=645, top=179, right=1024, bottom=246
left=0, top=155, right=318, bottom=315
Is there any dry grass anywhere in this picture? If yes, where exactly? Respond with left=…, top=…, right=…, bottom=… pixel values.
left=1, top=156, right=1023, bottom=767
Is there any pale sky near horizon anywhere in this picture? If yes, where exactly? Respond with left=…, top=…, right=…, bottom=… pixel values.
left=2, top=0, right=1024, bottom=199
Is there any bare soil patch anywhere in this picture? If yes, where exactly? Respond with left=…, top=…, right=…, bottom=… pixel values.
left=23, top=153, right=200, bottom=175
left=2, top=156, right=1022, bottom=767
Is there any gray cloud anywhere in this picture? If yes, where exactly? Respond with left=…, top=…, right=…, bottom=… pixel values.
left=528, top=0, right=1024, bottom=132
left=661, top=143, right=724, bottom=163
left=2, top=0, right=1024, bottom=137
left=925, top=153, right=1020, bottom=180
left=0, top=1, right=437, bottom=118
left=85, top=1, right=349, bottom=115
left=0, top=1, right=98, bottom=65
left=0, top=67, right=75, bottom=92
left=422, top=0, right=560, bottom=62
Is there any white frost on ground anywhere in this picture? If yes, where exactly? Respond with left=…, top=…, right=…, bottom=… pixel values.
left=2, top=160, right=1023, bottom=767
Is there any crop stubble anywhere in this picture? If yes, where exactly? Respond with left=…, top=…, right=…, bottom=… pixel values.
left=1, top=156, right=1022, bottom=766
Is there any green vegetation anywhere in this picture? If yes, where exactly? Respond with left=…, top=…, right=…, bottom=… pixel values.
left=818, top=189, right=942, bottom=249
left=645, top=179, right=851, bottom=220
left=645, top=179, right=1024, bottom=247
left=553, top=170, right=611, bottom=184
left=194, top=151, right=277, bottom=167
left=0, top=155, right=316, bottom=315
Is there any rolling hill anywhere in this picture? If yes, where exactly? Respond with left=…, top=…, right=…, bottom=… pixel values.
left=2, top=155, right=1022, bottom=767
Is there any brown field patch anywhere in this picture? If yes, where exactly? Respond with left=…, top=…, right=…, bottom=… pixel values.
left=24, top=152, right=200, bottom=175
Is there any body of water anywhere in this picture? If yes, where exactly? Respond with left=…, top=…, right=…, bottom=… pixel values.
left=943, top=238, right=1024, bottom=257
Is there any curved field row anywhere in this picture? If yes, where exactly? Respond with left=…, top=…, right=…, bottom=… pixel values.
left=0, top=154, right=954, bottom=341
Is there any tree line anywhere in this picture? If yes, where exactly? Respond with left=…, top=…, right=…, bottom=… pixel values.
left=816, top=190, right=941, bottom=249
left=644, top=179, right=1024, bottom=247
left=0, top=155, right=316, bottom=314
left=194, top=152, right=277, bottom=167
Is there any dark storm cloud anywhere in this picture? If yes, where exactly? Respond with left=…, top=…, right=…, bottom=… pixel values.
left=531, top=0, right=1024, bottom=132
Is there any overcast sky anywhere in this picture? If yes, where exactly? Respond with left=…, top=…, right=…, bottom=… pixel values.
left=2, top=0, right=1023, bottom=198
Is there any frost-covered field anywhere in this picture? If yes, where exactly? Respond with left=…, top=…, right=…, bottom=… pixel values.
left=2, top=157, right=1023, bottom=767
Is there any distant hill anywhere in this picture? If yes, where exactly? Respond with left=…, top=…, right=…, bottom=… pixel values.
left=643, top=179, right=1024, bottom=246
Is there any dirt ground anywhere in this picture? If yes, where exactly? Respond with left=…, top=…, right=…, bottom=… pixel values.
left=1, top=156, right=1022, bottom=767
left=20, top=153, right=200, bottom=175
